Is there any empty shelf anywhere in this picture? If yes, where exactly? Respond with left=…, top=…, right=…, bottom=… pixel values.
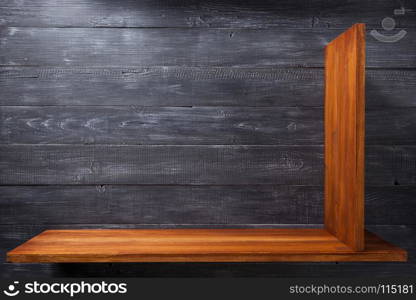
left=7, top=229, right=407, bottom=263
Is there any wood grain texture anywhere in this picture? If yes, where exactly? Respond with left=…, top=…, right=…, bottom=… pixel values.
left=1, top=67, right=415, bottom=107
left=367, top=146, right=416, bottom=186
left=1, top=186, right=414, bottom=225
left=2, top=106, right=416, bottom=145
left=365, top=187, right=416, bottom=225
left=0, top=67, right=323, bottom=107
left=1, top=186, right=415, bottom=225
left=6, top=229, right=407, bottom=263
left=0, top=185, right=322, bottom=225
left=1, top=145, right=415, bottom=186
left=0, top=0, right=414, bottom=28
left=0, top=28, right=415, bottom=68
left=0, top=106, right=322, bottom=145
left=324, top=24, right=365, bottom=250
left=0, top=0, right=414, bottom=273
left=0, top=145, right=323, bottom=185
left=1, top=225, right=414, bottom=278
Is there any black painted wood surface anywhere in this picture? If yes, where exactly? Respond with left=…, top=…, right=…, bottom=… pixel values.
left=1, top=145, right=415, bottom=185
left=0, top=0, right=415, bottom=29
left=2, top=106, right=416, bottom=144
left=0, top=0, right=415, bottom=277
left=1, top=27, right=415, bottom=68
left=0, top=186, right=415, bottom=225
left=1, top=68, right=415, bottom=107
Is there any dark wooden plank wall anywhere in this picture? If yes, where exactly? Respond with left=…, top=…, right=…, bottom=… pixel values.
left=0, top=0, right=415, bottom=277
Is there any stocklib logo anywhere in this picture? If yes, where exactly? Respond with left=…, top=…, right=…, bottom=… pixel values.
left=3, top=281, right=20, bottom=297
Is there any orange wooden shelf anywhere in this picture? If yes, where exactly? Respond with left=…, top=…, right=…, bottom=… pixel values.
left=6, top=24, right=407, bottom=263
left=7, top=229, right=406, bottom=263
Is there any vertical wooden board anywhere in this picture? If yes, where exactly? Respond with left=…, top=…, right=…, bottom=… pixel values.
left=324, top=24, right=365, bottom=251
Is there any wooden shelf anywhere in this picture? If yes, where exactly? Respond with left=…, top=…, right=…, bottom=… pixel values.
left=7, top=229, right=406, bottom=263
left=6, top=24, right=407, bottom=263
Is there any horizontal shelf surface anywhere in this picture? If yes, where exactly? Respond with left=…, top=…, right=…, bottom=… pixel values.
left=7, top=229, right=406, bottom=262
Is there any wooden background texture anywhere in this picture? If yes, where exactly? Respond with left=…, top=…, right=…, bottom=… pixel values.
left=0, top=0, right=415, bottom=277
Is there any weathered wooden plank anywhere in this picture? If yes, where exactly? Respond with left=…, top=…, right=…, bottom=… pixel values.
left=0, top=67, right=323, bottom=107
left=0, top=145, right=323, bottom=185
left=2, top=106, right=415, bottom=145
left=366, top=187, right=416, bottom=225
left=1, top=67, right=415, bottom=107
left=1, top=225, right=415, bottom=277
left=0, top=106, right=412, bottom=145
left=0, top=145, right=415, bottom=186
left=0, top=106, right=323, bottom=145
left=309, top=1, right=416, bottom=29
left=365, top=69, right=416, bottom=107
left=0, top=185, right=322, bottom=225
left=0, top=27, right=330, bottom=67
left=366, top=109, right=416, bottom=144
left=0, top=28, right=415, bottom=68
left=366, top=146, right=416, bottom=186
left=0, top=185, right=415, bottom=225
left=0, top=0, right=414, bottom=29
